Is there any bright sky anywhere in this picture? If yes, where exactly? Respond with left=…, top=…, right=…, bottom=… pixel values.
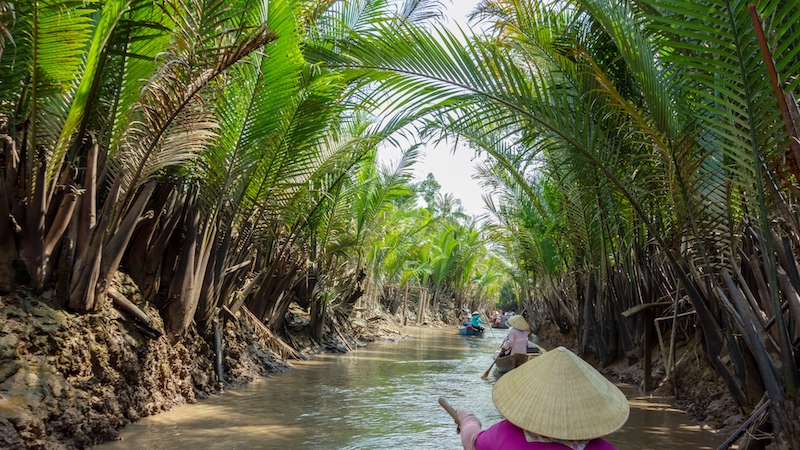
left=377, top=1, right=489, bottom=217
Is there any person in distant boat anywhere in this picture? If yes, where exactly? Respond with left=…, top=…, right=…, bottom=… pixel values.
left=497, top=312, right=509, bottom=328
left=499, top=315, right=530, bottom=369
left=470, top=311, right=487, bottom=332
left=462, top=309, right=472, bottom=327
left=491, top=310, right=500, bottom=325
left=454, top=347, right=628, bottom=450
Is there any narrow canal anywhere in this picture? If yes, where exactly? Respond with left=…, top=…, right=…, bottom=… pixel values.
left=94, top=327, right=727, bottom=449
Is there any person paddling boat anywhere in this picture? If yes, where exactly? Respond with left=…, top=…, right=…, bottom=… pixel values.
left=453, top=346, right=629, bottom=450
left=498, top=315, right=532, bottom=370
left=470, top=311, right=487, bottom=333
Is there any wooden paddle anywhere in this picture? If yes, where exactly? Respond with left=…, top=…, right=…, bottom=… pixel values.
left=438, top=397, right=460, bottom=425
left=481, top=346, right=505, bottom=380
left=481, top=313, right=495, bottom=337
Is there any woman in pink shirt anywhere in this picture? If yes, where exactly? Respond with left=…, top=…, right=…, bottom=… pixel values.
left=501, top=315, right=531, bottom=368
left=502, top=315, right=530, bottom=354
left=453, top=347, right=628, bottom=450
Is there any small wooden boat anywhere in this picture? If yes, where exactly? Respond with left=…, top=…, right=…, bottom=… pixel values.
left=492, top=324, right=509, bottom=329
left=495, top=344, right=546, bottom=373
left=459, top=325, right=485, bottom=336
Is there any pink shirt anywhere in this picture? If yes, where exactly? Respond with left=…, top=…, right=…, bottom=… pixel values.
left=502, top=328, right=529, bottom=355
left=457, top=412, right=617, bottom=450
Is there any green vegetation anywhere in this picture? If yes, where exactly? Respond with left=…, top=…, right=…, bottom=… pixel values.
left=0, top=0, right=507, bottom=357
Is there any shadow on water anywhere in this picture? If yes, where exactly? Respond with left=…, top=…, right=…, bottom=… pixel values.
left=94, top=327, right=727, bottom=450
left=608, top=385, right=725, bottom=449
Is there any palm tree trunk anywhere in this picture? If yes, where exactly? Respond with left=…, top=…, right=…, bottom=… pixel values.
left=96, top=180, right=156, bottom=298
left=42, top=191, right=77, bottom=285
left=0, top=136, right=20, bottom=292
left=125, top=182, right=175, bottom=282
left=19, top=159, right=46, bottom=289
left=195, top=229, right=231, bottom=333
left=228, top=271, right=263, bottom=315
left=189, top=222, right=218, bottom=333
left=76, top=139, right=98, bottom=253
left=164, top=206, right=200, bottom=340
left=310, top=294, right=326, bottom=342
left=140, top=193, right=185, bottom=302
left=264, top=265, right=300, bottom=329
left=773, top=397, right=800, bottom=448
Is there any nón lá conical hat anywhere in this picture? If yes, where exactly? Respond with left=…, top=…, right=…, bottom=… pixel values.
left=507, top=315, right=530, bottom=331
left=492, top=346, right=629, bottom=440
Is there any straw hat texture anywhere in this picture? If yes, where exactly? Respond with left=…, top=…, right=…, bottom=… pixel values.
left=492, top=346, right=629, bottom=440
left=507, top=315, right=530, bottom=331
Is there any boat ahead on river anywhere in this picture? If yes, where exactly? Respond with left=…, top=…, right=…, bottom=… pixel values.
left=495, top=344, right=546, bottom=374
left=459, top=325, right=485, bottom=336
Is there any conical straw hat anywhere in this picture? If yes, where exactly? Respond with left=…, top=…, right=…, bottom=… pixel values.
left=492, top=346, right=629, bottom=440
left=507, top=315, right=530, bottom=331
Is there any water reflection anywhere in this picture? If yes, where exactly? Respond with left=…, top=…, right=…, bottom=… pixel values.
left=94, top=327, right=725, bottom=450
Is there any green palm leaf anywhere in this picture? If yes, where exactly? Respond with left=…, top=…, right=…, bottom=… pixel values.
left=0, top=0, right=98, bottom=164
left=105, top=0, right=175, bottom=154
left=49, top=0, right=130, bottom=181
left=200, top=0, right=304, bottom=218
left=111, top=0, right=275, bottom=208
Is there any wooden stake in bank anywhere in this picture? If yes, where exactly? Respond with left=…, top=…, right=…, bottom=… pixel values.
left=621, top=301, right=671, bottom=392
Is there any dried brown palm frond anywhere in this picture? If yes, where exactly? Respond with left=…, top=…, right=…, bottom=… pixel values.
left=241, top=305, right=305, bottom=360
left=110, top=22, right=274, bottom=220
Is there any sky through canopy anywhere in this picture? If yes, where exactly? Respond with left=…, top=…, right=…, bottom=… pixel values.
left=377, top=0, right=489, bottom=217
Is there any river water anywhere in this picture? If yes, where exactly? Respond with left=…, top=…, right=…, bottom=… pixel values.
left=94, top=327, right=727, bottom=450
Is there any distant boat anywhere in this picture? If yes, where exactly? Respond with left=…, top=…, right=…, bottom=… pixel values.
left=492, top=324, right=509, bottom=329
left=459, top=325, right=485, bottom=336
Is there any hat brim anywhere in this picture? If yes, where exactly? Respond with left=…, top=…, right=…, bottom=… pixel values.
left=507, top=315, right=530, bottom=331
left=492, top=347, right=629, bottom=440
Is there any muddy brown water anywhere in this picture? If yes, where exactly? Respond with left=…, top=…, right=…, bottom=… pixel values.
left=93, top=327, right=727, bottom=449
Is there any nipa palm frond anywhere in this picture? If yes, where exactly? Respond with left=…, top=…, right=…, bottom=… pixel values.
left=1, top=0, right=97, bottom=177
left=643, top=0, right=791, bottom=195
left=111, top=1, right=274, bottom=211
left=200, top=0, right=305, bottom=215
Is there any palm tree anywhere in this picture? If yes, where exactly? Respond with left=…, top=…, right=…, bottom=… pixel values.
left=1, top=0, right=273, bottom=313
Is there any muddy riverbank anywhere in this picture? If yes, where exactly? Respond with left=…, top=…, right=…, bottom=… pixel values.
left=0, top=274, right=414, bottom=450
left=0, top=282, right=287, bottom=449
